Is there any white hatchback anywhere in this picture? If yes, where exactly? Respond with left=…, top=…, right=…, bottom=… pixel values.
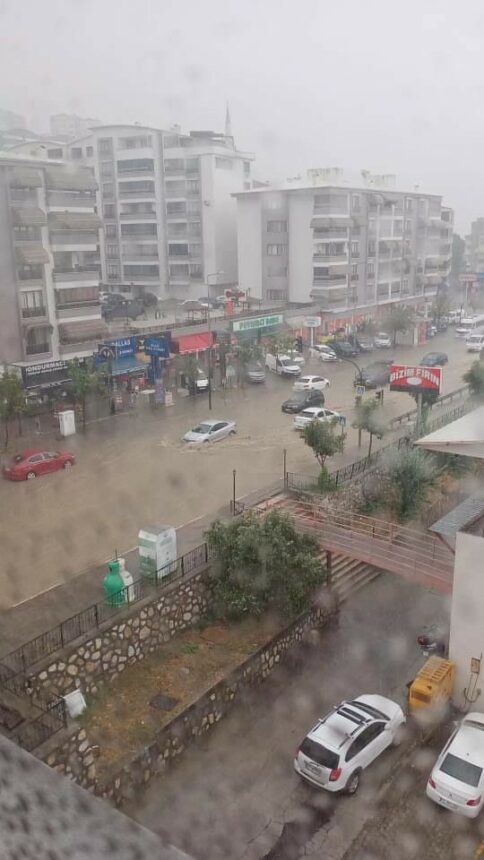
left=309, top=344, right=338, bottom=362
left=295, top=695, right=405, bottom=795
left=293, top=407, right=342, bottom=430
left=293, top=375, right=330, bottom=392
left=426, top=713, right=484, bottom=817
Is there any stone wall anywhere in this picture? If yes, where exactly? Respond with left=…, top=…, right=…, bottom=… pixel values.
left=38, top=725, right=97, bottom=790
left=27, top=571, right=211, bottom=699
left=98, top=600, right=337, bottom=808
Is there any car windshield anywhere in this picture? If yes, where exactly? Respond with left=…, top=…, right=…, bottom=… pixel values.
left=248, top=362, right=263, bottom=371
left=196, top=369, right=207, bottom=378
left=377, top=332, right=389, bottom=338
left=13, top=454, right=25, bottom=464
left=440, top=752, right=483, bottom=788
left=192, top=423, right=212, bottom=434
left=300, top=410, right=317, bottom=418
left=280, top=358, right=296, bottom=367
left=288, top=394, right=306, bottom=403
left=300, top=737, right=339, bottom=769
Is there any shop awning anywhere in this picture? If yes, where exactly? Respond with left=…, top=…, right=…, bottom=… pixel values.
left=48, top=211, right=102, bottom=229
left=58, top=319, right=109, bottom=344
left=173, top=332, right=212, bottom=354
left=9, top=167, right=42, bottom=188
left=15, top=245, right=50, bottom=265
left=45, top=166, right=98, bottom=192
left=11, top=206, right=47, bottom=227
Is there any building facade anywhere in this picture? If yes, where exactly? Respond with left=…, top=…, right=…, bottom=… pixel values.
left=466, top=218, right=484, bottom=274
left=54, top=124, right=253, bottom=301
left=0, top=153, right=106, bottom=368
left=235, top=181, right=453, bottom=320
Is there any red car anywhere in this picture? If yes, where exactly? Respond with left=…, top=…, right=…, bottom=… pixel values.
left=3, top=449, right=75, bottom=481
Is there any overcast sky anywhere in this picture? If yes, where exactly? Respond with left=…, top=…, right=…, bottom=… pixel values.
left=0, top=0, right=482, bottom=232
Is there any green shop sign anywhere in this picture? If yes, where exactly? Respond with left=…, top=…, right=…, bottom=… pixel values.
left=232, top=313, right=284, bottom=333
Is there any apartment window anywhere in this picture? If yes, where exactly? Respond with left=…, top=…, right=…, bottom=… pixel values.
left=405, top=219, right=412, bottom=234
left=314, top=193, right=348, bottom=214
left=313, top=267, right=329, bottom=281
left=102, top=182, right=114, bottom=198
left=186, top=200, right=200, bottom=215
left=117, top=158, right=154, bottom=173
left=267, top=220, right=287, bottom=233
left=71, top=147, right=83, bottom=160
left=377, top=284, right=389, bottom=298
left=243, top=161, right=251, bottom=176
left=103, top=203, right=115, bottom=218
left=351, top=264, right=358, bottom=277
left=106, top=244, right=119, bottom=258
left=164, top=158, right=184, bottom=173
left=105, top=224, right=117, bottom=238
left=351, top=241, right=359, bottom=256
left=368, top=261, right=375, bottom=275
left=123, top=244, right=158, bottom=258
left=188, top=222, right=201, bottom=236
left=13, top=226, right=40, bottom=242
left=17, top=264, right=43, bottom=281
left=98, top=138, right=113, bottom=154
left=263, top=195, right=285, bottom=210
left=56, top=286, right=98, bottom=305
left=190, top=264, right=203, bottom=279
left=21, top=290, right=44, bottom=316
left=267, top=244, right=286, bottom=256
left=166, top=201, right=186, bottom=216
left=118, top=135, right=152, bottom=149
left=368, top=239, right=376, bottom=256
left=405, top=198, right=414, bottom=212
left=168, top=244, right=188, bottom=256
left=100, top=161, right=113, bottom=178
left=185, top=158, right=199, bottom=174
left=47, top=148, right=63, bottom=159
left=118, top=180, right=155, bottom=197
left=107, top=263, right=119, bottom=279
left=266, top=289, right=287, bottom=301
left=352, top=194, right=361, bottom=213
left=391, top=283, right=401, bottom=295
left=121, top=222, right=157, bottom=237
left=86, top=146, right=93, bottom=157
left=215, top=156, right=233, bottom=169
left=186, top=180, right=200, bottom=194
left=163, top=135, right=180, bottom=148
left=402, top=278, right=409, bottom=293
left=368, top=218, right=376, bottom=232
left=169, top=264, right=189, bottom=277
left=123, top=264, right=159, bottom=277
left=165, top=181, right=186, bottom=197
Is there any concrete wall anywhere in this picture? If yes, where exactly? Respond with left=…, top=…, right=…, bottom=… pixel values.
left=236, top=195, right=262, bottom=298
left=288, top=192, right=314, bottom=303
left=449, top=532, right=484, bottom=712
left=0, top=170, right=23, bottom=363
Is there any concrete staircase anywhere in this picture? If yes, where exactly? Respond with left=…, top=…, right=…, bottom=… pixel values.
left=322, top=551, right=382, bottom=602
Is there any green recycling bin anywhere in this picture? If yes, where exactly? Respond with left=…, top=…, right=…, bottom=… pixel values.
left=103, top=559, right=126, bottom=607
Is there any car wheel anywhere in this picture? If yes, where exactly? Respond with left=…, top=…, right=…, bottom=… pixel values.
left=391, top=726, right=405, bottom=748
left=26, top=471, right=36, bottom=480
left=230, top=429, right=236, bottom=435
left=345, top=769, right=361, bottom=795
left=63, top=461, right=73, bottom=470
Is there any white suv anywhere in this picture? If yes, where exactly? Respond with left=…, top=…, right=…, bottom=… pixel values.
left=294, top=695, right=405, bottom=794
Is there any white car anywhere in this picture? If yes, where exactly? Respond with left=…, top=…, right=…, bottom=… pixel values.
left=295, top=695, right=405, bottom=794
left=265, top=353, right=301, bottom=377
left=293, top=375, right=330, bottom=392
left=374, top=332, right=392, bottom=348
left=293, top=407, right=342, bottom=430
left=182, top=419, right=236, bottom=444
left=426, top=713, right=484, bottom=818
left=309, top=344, right=338, bottom=362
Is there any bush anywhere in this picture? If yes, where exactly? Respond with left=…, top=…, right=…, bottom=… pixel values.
left=383, top=447, right=438, bottom=521
left=317, top=467, right=337, bottom=492
left=206, top=510, right=326, bottom=621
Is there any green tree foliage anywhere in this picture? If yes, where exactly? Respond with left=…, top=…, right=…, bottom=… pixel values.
left=182, top=354, right=199, bottom=394
left=383, top=447, right=438, bottom=521
left=352, top=399, right=387, bottom=455
left=67, top=360, right=106, bottom=429
left=356, top=319, right=377, bottom=336
left=431, top=292, right=450, bottom=325
left=267, top=333, right=298, bottom=357
left=451, top=234, right=465, bottom=283
left=206, top=510, right=326, bottom=620
left=382, top=305, right=414, bottom=346
left=303, top=418, right=346, bottom=468
left=463, top=361, right=484, bottom=400
left=0, top=367, right=25, bottom=447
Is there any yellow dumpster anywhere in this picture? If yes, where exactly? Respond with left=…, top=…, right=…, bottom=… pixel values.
left=408, top=656, right=455, bottom=716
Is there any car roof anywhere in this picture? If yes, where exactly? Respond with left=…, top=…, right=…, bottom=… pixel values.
left=300, top=375, right=323, bottom=380
left=300, top=407, right=324, bottom=414
left=15, top=448, right=46, bottom=458
left=447, top=716, right=484, bottom=767
left=309, top=695, right=395, bottom=750
left=197, top=419, right=229, bottom=427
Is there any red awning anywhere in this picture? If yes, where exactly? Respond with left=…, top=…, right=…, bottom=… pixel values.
left=173, top=332, right=212, bottom=354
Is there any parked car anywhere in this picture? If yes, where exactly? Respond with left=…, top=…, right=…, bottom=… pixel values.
left=182, top=419, right=236, bottom=444
left=355, top=335, right=374, bottom=352
left=293, top=407, right=343, bottom=431
left=293, top=375, right=330, bottom=392
left=420, top=352, right=449, bottom=367
left=246, top=361, right=266, bottom=383
left=181, top=367, right=209, bottom=393
left=326, top=340, right=359, bottom=358
left=281, top=389, right=325, bottom=413
left=309, top=344, right=338, bottom=362
left=374, top=332, right=392, bottom=349
left=466, top=333, right=484, bottom=353
left=265, top=353, right=301, bottom=377
left=3, top=449, right=75, bottom=481
left=102, top=297, right=144, bottom=321
left=447, top=310, right=462, bottom=325
left=357, top=360, right=393, bottom=389
left=197, top=296, right=222, bottom=309
left=294, top=695, right=405, bottom=794
left=426, top=712, right=484, bottom=817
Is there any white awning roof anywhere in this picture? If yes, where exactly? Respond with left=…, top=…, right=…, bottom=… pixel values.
left=415, top=405, right=484, bottom=459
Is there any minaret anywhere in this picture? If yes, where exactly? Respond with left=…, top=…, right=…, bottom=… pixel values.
left=225, top=102, right=232, bottom=138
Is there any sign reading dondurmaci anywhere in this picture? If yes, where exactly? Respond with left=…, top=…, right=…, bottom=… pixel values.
left=232, top=314, right=284, bottom=333
left=389, top=364, right=443, bottom=394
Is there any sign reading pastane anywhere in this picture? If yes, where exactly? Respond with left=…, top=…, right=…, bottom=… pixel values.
left=389, top=364, right=443, bottom=394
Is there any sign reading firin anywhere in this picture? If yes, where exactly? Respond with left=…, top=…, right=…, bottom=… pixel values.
left=389, top=364, right=443, bottom=394
left=232, top=313, right=284, bottom=333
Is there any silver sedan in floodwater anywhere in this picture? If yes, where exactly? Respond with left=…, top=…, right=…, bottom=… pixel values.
left=182, top=419, right=237, bottom=444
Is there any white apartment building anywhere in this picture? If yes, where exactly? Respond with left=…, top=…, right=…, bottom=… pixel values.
left=0, top=153, right=106, bottom=368
left=53, top=124, right=253, bottom=301
left=49, top=114, right=102, bottom=140
left=235, top=177, right=453, bottom=321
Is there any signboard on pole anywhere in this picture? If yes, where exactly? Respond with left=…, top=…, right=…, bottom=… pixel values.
left=389, top=364, right=443, bottom=394
left=303, top=316, right=321, bottom=328
left=232, top=313, right=283, bottom=333
left=143, top=336, right=169, bottom=358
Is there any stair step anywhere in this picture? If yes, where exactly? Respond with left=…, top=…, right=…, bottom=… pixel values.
left=336, top=568, right=383, bottom=602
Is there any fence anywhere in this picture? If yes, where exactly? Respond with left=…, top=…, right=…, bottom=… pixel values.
left=388, top=385, right=469, bottom=430
left=0, top=541, right=213, bottom=680
left=11, top=696, right=67, bottom=752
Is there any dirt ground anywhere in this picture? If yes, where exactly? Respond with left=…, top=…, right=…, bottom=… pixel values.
left=80, top=614, right=282, bottom=778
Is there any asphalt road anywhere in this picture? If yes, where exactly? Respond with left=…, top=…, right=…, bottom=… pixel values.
left=0, top=330, right=475, bottom=608
left=129, top=574, right=450, bottom=860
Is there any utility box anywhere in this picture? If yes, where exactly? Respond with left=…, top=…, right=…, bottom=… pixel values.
left=59, top=409, right=76, bottom=437
left=408, top=656, right=455, bottom=722
left=138, top=525, right=177, bottom=581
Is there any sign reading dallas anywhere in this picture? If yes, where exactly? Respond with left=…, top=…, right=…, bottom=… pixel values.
left=389, top=364, right=443, bottom=395
left=232, top=313, right=284, bottom=333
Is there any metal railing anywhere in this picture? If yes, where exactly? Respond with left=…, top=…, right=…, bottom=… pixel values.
left=0, top=542, right=213, bottom=678
left=11, top=697, right=67, bottom=752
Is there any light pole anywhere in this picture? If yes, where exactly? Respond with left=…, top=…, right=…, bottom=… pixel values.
left=206, top=271, right=225, bottom=411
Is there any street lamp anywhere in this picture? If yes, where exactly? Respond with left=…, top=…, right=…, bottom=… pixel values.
left=206, top=271, right=225, bottom=410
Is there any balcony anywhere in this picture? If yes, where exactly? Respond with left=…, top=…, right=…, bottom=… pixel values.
left=117, top=168, right=155, bottom=178
left=119, top=211, right=157, bottom=220
left=53, top=267, right=100, bottom=283
left=56, top=302, right=101, bottom=319
left=47, top=192, right=96, bottom=209
left=25, top=342, right=51, bottom=356
left=50, top=231, right=99, bottom=247
left=313, top=276, right=348, bottom=288
left=121, top=252, right=159, bottom=261
left=21, top=306, right=47, bottom=320
left=313, top=254, right=348, bottom=263
left=118, top=189, right=155, bottom=198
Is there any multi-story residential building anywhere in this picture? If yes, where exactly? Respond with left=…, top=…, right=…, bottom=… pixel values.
left=49, top=113, right=102, bottom=140
left=0, top=152, right=106, bottom=369
left=466, top=218, right=484, bottom=274
left=235, top=177, right=453, bottom=323
left=54, top=124, right=253, bottom=301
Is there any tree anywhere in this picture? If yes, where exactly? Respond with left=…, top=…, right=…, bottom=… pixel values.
left=182, top=354, right=199, bottom=395
left=431, top=292, right=450, bottom=326
left=67, top=360, right=106, bottom=429
left=235, top=339, right=264, bottom=384
left=451, top=234, right=465, bottom=286
left=357, top=319, right=377, bottom=337
left=303, top=418, right=346, bottom=489
left=383, top=447, right=438, bottom=521
left=0, top=368, right=25, bottom=448
left=267, top=333, right=298, bottom=357
left=206, top=509, right=326, bottom=620
left=382, top=305, right=414, bottom=347
left=352, top=399, right=387, bottom=455
left=463, top=361, right=484, bottom=400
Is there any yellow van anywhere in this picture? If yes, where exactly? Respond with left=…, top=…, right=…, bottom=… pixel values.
left=408, top=657, right=455, bottom=716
